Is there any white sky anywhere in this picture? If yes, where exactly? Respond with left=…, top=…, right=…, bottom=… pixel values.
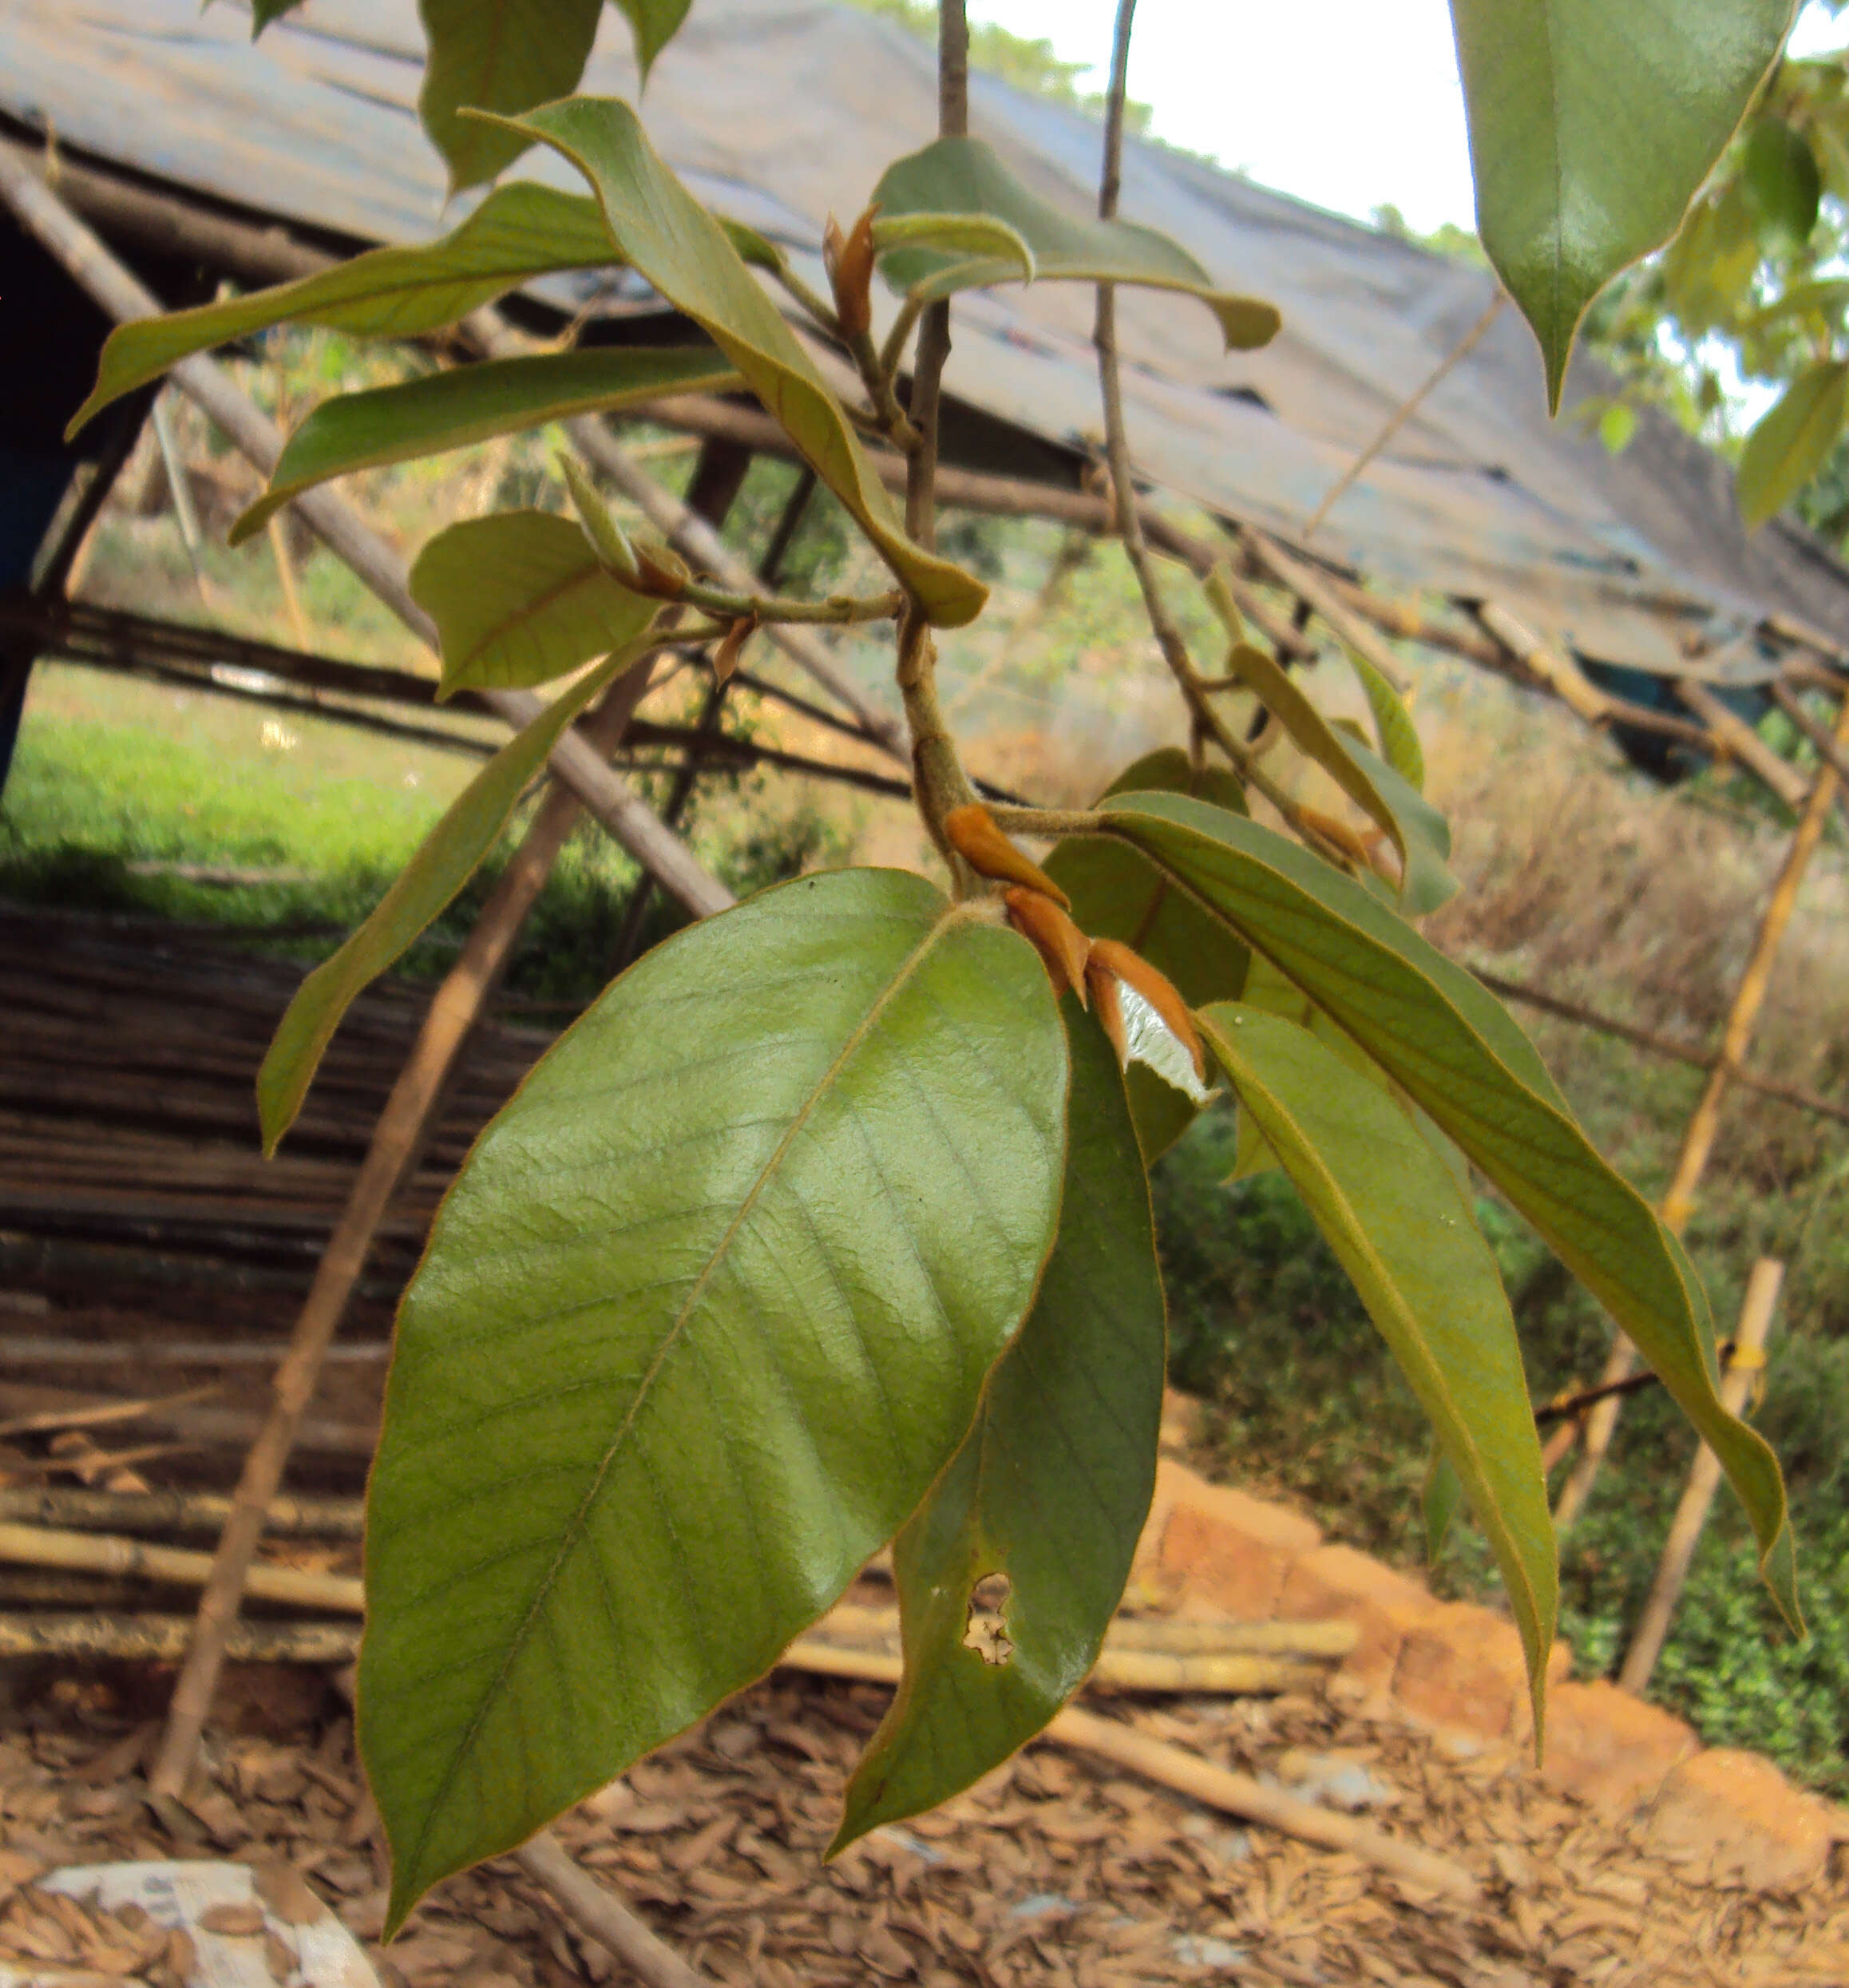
left=969, top=1, right=1847, bottom=237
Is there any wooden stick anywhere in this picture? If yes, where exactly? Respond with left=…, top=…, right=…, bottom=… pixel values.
left=0, top=1611, right=358, bottom=1663
left=516, top=1830, right=719, bottom=1988
left=1772, top=678, right=1849, bottom=795
left=0, top=1383, right=377, bottom=1459
left=1555, top=687, right=1849, bottom=1531
left=266, top=514, right=312, bottom=650
left=1472, top=602, right=1615, bottom=727
left=1677, top=680, right=1810, bottom=810
left=0, top=1519, right=363, bottom=1613
left=0, top=1336, right=392, bottom=1369
left=815, top=1601, right=1357, bottom=1660
left=1617, top=1258, right=1783, bottom=1695
left=146, top=670, right=659, bottom=1804
left=0, top=1486, right=363, bottom=1538
left=1465, top=963, right=1849, bottom=1127
left=1303, top=291, right=1507, bottom=541
left=1049, top=1705, right=1479, bottom=1902
left=0, top=1386, right=216, bottom=1438
left=1236, top=524, right=1411, bottom=695
left=0, top=146, right=732, bottom=925
left=790, top=1630, right=1320, bottom=1697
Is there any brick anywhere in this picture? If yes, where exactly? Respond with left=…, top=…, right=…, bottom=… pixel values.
left=1150, top=1463, right=1320, bottom=1619
left=1537, top=1680, right=1697, bottom=1814
left=1645, top=1748, right=1834, bottom=1891
left=1392, top=1602, right=1534, bottom=1741
left=1277, top=1544, right=1439, bottom=1710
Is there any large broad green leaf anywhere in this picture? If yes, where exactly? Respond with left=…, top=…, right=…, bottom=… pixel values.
left=258, top=624, right=657, bottom=1151
left=1219, top=643, right=1455, bottom=913
left=615, top=0, right=697, bottom=83
left=1450, top=0, right=1794, bottom=406
left=1043, top=748, right=1249, bottom=1162
left=411, top=509, right=658, bottom=696
left=67, top=184, right=616, bottom=438
left=1198, top=1005, right=1556, bottom=1728
left=230, top=347, right=740, bottom=544
left=873, top=138, right=1280, bottom=352
left=1099, top=792, right=1798, bottom=1624
left=360, top=868, right=1068, bottom=1927
left=419, top=0, right=604, bottom=194
left=1738, top=358, right=1849, bottom=527
left=488, top=99, right=988, bottom=626
left=835, top=1000, right=1164, bottom=1849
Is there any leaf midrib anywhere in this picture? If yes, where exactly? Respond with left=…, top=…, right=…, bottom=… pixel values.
left=403, top=900, right=972, bottom=1884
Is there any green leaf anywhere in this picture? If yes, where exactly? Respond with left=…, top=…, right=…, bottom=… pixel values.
left=614, top=0, right=695, bottom=83
left=1738, top=359, right=1849, bottom=528
left=1043, top=748, right=1249, bottom=1162
left=1598, top=402, right=1638, bottom=454
left=1423, top=1447, right=1466, bottom=1566
left=1198, top=1005, right=1556, bottom=1730
left=231, top=347, right=740, bottom=545
left=1450, top=0, right=1794, bottom=406
left=834, top=1000, right=1165, bottom=1849
left=410, top=509, right=659, bottom=695
left=1744, top=275, right=1849, bottom=331
left=1339, top=644, right=1424, bottom=790
left=1740, top=117, right=1822, bottom=246
left=1218, top=642, right=1455, bottom=913
left=360, top=867, right=1068, bottom=1927
left=485, top=99, right=988, bottom=626
left=67, top=184, right=616, bottom=438
left=258, top=625, right=658, bottom=1152
left=1100, top=792, right=1798, bottom=1626
left=871, top=138, right=1281, bottom=352
left=251, top=0, right=307, bottom=28
left=418, top=0, right=604, bottom=194
left=869, top=212, right=1036, bottom=282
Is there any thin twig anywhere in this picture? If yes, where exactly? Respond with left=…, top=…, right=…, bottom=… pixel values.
left=516, top=1833, right=718, bottom=1988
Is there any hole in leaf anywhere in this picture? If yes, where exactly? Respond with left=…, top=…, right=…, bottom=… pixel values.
left=963, top=1572, right=1014, bottom=1667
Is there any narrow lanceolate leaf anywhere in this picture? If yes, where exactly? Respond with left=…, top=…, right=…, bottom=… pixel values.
left=873, top=138, right=1280, bottom=351
left=411, top=510, right=659, bottom=696
left=836, top=1000, right=1165, bottom=1849
left=488, top=99, right=988, bottom=627
left=257, top=629, right=658, bottom=1152
left=1220, top=643, right=1455, bottom=913
left=1043, top=749, right=1249, bottom=1162
left=615, top=0, right=697, bottom=83
left=418, top=0, right=604, bottom=194
left=1451, top=0, right=1794, bottom=406
left=1102, top=793, right=1797, bottom=1625
left=1198, top=1005, right=1556, bottom=1729
left=1738, top=359, right=1849, bottom=528
left=1340, top=643, right=1425, bottom=790
left=67, top=184, right=616, bottom=437
left=232, top=347, right=741, bottom=544
left=361, top=869, right=1069, bottom=1927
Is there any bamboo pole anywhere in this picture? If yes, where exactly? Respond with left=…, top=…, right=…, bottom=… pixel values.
left=0, top=1486, right=363, bottom=1538
left=1677, top=681, right=1810, bottom=810
left=790, top=1632, right=1320, bottom=1696
left=1554, top=689, right=1849, bottom=1531
left=1234, top=523, right=1411, bottom=694
left=146, top=667, right=660, bottom=1806
left=0, top=1519, right=363, bottom=1613
left=0, top=1612, right=358, bottom=1663
left=1472, top=602, right=1615, bottom=727
left=814, top=1601, right=1357, bottom=1660
left=0, top=145, right=732, bottom=925
left=1617, top=1258, right=1783, bottom=1695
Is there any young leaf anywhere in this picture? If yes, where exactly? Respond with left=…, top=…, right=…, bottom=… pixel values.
left=1340, top=643, right=1424, bottom=790
left=410, top=509, right=658, bottom=695
left=872, top=138, right=1281, bottom=351
left=835, top=1000, right=1165, bottom=1848
left=1100, top=792, right=1798, bottom=1626
left=1737, top=359, right=1849, bottom=528
left=418, top=0, right=604, bottom=195
left=1198, top=1004, right=1557, bottom=1731
left=1043, top=748, right=1249, bottom=1162
left=1423, top=1446, right=1466, bottom=1565
left=67, top=184, right=616, bottom=437
left=1218, top=642, right=1455, bottom=912
left=1450, top=0, right=1794, bottom=407
left=360, top=868, right=1069, bottom=1927
left=869, top=212, right=1036, bottom=282
left=485, top=98, right=988, bottom=626
left=1740, top=117, right=1822, bottom=246
left=614, top=0, right=695, bottom=84
left=257, top=627, right=658, bottom=1152
left=231, top=347, right=741, bottom=545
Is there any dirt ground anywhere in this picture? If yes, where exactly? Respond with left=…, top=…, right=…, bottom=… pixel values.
left=0, top=1656, right=1844, bottom=1988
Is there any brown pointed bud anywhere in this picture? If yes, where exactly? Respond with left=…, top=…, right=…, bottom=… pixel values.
left=1087, top=955, right=1128, bottom=1067
left=1004, top=888, right=1090, bottom=1005
left=713, top=613, right=756, bottom=683
left=1086, top=937, right=1206, bottom=1081
left=633, top=541, right=691, bottom=600
left=1298, top=806, right=1372, bottom=865
left=825, top=204, right=879, bottom=342
left=943, top=803, right=1071, bottom=909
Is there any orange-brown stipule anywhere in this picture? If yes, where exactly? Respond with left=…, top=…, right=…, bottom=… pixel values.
left=943, top=803, right=1071, bottom=909
left=1086, top=938, right=1205, bottom=1080
left=1005, top=888, right=1090, bottom=1004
